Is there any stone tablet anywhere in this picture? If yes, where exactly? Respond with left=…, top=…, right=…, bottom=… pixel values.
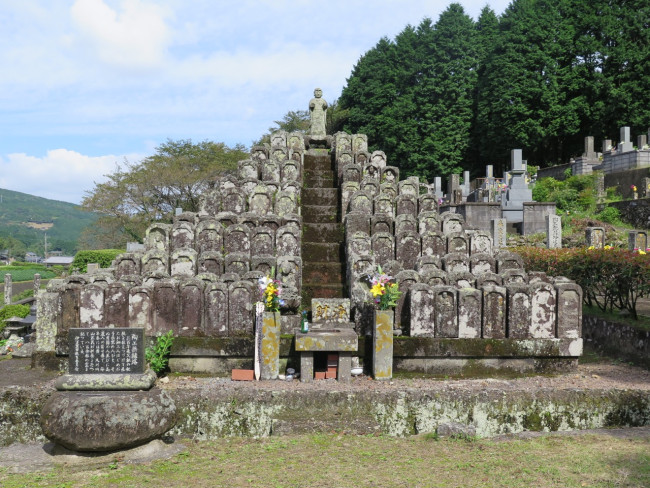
left=69, top=328, right=145, bottom=375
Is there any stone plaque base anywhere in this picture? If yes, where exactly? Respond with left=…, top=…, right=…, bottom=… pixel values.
left=54, top=370, right=157, bottom=391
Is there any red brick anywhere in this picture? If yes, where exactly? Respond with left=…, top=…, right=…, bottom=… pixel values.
left=314, top=371, right=326, bottom=380
left=231, top=369, right=255, bottom=381
left=326, top=367, right=337, bottom=379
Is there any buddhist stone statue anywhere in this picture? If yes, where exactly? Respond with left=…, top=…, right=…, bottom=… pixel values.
left=309, top=88, right=328, bottom=138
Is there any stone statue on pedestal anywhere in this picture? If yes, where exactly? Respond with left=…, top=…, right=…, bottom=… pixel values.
left=309, top=88, right=328, bottom=138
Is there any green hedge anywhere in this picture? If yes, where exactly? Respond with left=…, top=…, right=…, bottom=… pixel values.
left=514, top=246, right=650, bottom=319
left=70, top=249, right=125, bottom=273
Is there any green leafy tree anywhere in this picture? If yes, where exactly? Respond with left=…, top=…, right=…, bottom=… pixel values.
left=82, top=139, right=247, bottom=246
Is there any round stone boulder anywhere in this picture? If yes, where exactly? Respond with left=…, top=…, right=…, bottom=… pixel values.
left=40, top=389, right=176, bottom=452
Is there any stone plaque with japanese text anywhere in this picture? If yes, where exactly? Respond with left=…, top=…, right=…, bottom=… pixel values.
left=69, top=328, right=145, bottom=375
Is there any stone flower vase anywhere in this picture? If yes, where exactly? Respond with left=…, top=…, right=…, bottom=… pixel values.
left=372, top=309, right=394, bottom=380
left=260, top=311, right=280, bottom=380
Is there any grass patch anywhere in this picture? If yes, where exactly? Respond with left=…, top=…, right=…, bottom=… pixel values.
left=1, top=433, right=648, bottom=487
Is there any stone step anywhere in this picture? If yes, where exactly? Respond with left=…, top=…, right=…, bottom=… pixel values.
left=302, top=261, right=345, bottom=284
left=301, top=205, right=338, bottom=223
left=304, top=170, right=335, bottom=188
left=302, top=188, right=338, bottom=207
left=304, top=154, right=333, bottom=172
left=303, top=223, right=344, bottom=243
left=301, top=283, right=347, bottom=309
left=302, top=242, right=343, bottom=262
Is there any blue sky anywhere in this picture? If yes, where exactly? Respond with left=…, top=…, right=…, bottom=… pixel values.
left=0, top=0, right=510, bottom=204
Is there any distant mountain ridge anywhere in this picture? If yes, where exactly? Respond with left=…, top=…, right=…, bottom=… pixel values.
left=0, top=188, right=97, bottom=255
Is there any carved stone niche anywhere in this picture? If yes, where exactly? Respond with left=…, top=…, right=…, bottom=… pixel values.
left=145, top=224, right=171, bottom=253
left=371, top=150, right=387, bottom=168
left=238, top=159, right=259, bottom=180
left=198, top=251, right=224, bottom=276
left=380, top=166, right=399, bottom=184
left=370, top=214, right=393, bottom=236
left=171, top=220, right=195, bottom=252
left=270, top=131, right=288, bottom=148
left=114, top=253, right=142, bottom=280
left=360, top=176, right=379, bottom=196
left=195, top=219, right=223, bottom=254
left=355, top=151, right=371, bottom=166
left=170, top=248, right=198, bottom=278
left=238, top=212, right=260, bottom=231
left=198, top=188, right=222, bottom=216
left=222, top=188, right=247, bottom=215
left=250, top=145, right=269, bottom=161
left=416, top=255, right=442, bottom=274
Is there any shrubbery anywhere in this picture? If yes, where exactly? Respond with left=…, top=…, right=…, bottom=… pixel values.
left=0, top=304, right=31, bottom=333
left=514, top=246, right=650, bottom=319
left=532, top=174, right=596, bottom=213
left=70, top=249, right=124, bottom=273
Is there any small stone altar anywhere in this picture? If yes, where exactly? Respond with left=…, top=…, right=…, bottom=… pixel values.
left=40, top=328, right=176, bottom=452
left=295, top=299, right=357, bottom=382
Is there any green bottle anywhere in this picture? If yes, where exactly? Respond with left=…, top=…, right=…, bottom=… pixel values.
left=300, top=310, right=309, bottom=333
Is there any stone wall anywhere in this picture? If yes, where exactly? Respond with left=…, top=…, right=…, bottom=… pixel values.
left=537, top=163, right=572, bottom=181
left=602, top=199, right=650, bottom=229
left=2, top=381, right=649, bottom=443
left=583, top=314, right=650, bottom=368
left=604, top=167, right=650, bottom=200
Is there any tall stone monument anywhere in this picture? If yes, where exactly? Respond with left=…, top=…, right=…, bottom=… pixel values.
left=501, top=149, right=533, bottom=222
left=309, top=88, right=328, bottom=139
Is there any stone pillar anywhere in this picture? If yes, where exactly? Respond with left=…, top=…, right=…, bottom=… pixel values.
left=619, top=126, right=633, bottom=152
left=637, top=134, right=647, bottom=149
left=595, top=173, right=605, bottom=203
left=4, top=273, right=11, bottom=305
left=434, top=177, right=443, bottom=199
left=585, top=227, right=605, bottom=249
left=546, top=215, right=562, bottom=249
left=643, top=177, right=650, bottom=198
left=300, top=352, right=314, bottom=383
left=482, top=286, right=506, bottom=338
left=372, top=309, right=393, bottom=380
left=337, top=352, right=351, bottom=383
left=458, top=288, right=481, bottom=338
left=491, top=218, right=507, bottom=249
left=86, top=263, right=99, bottom=274
left=35, top=291, right=61, bottom=352
left=602, top=139, right=612, bottom=153
left=260, top=312, right=280, bottom=380
left=628, top=231, right=648, bottom=251
left=33, top=273, right=41, bottom=298
left=584, top=136, right=595, bottom=157
left=447, top=174, right=460, bottom=199
left=462, top=170, right=471, bottom=196
left=555, top=282, right=582, bottom=339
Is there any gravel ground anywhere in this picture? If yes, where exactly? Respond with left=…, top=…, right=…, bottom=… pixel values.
left=158, top=361, right=650, bottom=393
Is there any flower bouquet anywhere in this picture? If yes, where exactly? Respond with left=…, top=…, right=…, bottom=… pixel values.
left=258, top=273, right=285, bottom=312
left=367, top=265, right=401, bottom=310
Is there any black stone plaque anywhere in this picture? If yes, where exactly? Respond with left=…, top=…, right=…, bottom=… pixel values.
left=69, top=328, right=145, bottom=374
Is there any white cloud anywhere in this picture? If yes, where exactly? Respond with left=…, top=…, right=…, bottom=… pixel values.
left=0, top=149, right=142, bottom=204
left=70, top=0, right=172, bottom=69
